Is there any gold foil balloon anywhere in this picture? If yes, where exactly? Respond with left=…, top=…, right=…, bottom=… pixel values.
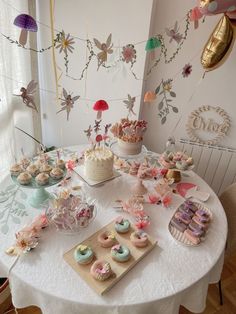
left=201, top=15, right=235, bottom=71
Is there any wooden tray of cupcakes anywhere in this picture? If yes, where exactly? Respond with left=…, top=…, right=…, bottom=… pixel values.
left=63, top=217, right=157, bottom=295
left=168, top=200, right=212, bottom=246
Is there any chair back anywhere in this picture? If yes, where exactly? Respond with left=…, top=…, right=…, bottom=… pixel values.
left=220, top=183, right=236, bottom=256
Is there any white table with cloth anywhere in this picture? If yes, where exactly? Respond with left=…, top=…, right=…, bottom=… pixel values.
left=0, top=145, right=227, bottom=314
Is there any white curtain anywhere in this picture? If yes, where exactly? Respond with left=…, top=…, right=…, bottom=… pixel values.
left=0, top=0, right=38, bottom=176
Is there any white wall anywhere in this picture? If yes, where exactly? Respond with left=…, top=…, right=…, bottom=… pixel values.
left=141, top=0, right=236, bottom=153
left=37, top=0, right=153, bottom=148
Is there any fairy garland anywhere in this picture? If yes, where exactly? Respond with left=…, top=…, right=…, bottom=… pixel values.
left=1, top=10, right=191, bottom=81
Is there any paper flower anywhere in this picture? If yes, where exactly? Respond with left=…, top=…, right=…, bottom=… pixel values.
left=122, top=198, right=144, bottom=216
left=112, top=244, right=121, bottom=252
left=165, top=22, right=183, bottom=44
left=15, top=231, right=39, bottom=254
left=66, top=160, right=76, bottom=171
left=122, top=44, right=136, bottom=64
left=162, top=193, right=172, bottom=208
left=182, top=63, right=193, bottom=77
left=148, top=194, right=160, bottom=204
left=56, top=31, right=75, bottom=54
left=135, top=218, right=150, bottom=230
left=162, top=79, right=173, bottom=92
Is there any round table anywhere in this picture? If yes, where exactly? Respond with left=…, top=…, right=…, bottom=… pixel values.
left=0, top=146, right=227, bottom=314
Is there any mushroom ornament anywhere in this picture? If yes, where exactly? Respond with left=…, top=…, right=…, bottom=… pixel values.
left=14, top=14, right=38, bottom=46
left=93, top=100, right=109, bottom=120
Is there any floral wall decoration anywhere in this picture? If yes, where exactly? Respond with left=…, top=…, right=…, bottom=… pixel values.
left=0, top=0, right=192, bottom=84
left=55, top=31, right=75, bottom=74
left=155, top=79, right=178, bottom=124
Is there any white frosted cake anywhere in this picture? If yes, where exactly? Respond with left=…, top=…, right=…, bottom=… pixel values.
left=84, top=147, right=114, bottom=181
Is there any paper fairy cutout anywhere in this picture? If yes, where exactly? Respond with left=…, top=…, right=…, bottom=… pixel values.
left=14, top=80, right=38, bottom=112
left=57, top=88, right=80, bottom=121
left=93, top=34, right=113, bottom=70
left=123, top=94, right=136, bottom=116
left=165, top=22, right=183, bottom=44
left=84, top=125, right=93, bottom=140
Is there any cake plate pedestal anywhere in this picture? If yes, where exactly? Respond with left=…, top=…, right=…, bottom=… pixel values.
left=11, top=170, right=66, bottom=208
left=28, top=187, right=51, bottom=208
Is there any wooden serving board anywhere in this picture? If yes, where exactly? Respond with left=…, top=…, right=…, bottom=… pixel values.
left=63, top=219, right=157, bottom=295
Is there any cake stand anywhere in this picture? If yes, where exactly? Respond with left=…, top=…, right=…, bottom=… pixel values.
left=11, top=171, right=66, bottom=208
left=109, top=140, right=148, bottom=160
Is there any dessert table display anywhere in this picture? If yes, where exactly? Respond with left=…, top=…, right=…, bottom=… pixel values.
left=0, top=145, right=227, bottom=314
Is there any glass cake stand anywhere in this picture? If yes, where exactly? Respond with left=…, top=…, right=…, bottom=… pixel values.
left=11, top=170, right=66, bottom=208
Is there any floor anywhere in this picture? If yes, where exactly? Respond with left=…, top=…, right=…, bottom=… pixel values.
left=2, top=254, right=236, bottom=314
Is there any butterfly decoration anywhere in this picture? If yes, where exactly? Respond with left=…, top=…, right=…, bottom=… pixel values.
left=93, top=34, right=113, bottom=70
left=123, top=94, right=136, bottom=116
left=84, top=125, right=93, bottom=139
left=15, top=80, right=38, bottom=112
left=57, top=88, right=80, bottom=121
left=165, top=21, right=183, bottom=45
left=93, top=120, right=102, bottom=133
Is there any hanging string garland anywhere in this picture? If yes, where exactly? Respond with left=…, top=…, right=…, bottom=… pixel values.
left=146, top=13, right=191, bottom=76
left=0, top=0, right=192, bottom=82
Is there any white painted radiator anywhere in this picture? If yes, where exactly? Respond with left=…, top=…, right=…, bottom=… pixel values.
left=178, top=139, right=236, bottom=195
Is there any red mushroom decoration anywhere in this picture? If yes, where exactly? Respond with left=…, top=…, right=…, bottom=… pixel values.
left=93, top=99, right=109, bottom=120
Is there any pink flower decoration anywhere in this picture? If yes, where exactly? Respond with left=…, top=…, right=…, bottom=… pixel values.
left=182, top=63, right=192, bottom=78
left=148, top=194, right=160, bottom=204
left=66, top=160, right=75, bottom=171
left=151, top=168, right=158, bottom=177
left=122, top=44, right=136, bottom=64
left=102, top=134, right=109, bottom=141
left=160, top=168, right=168, bottom=176
left=135, top=219, right=150, bottom=230
left=162, top=193, right=172, bottom=208
left=112, top=244, right=121, bottom=251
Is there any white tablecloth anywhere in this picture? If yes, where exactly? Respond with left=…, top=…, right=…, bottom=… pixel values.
left=0, top=146, right=227, bottom=314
